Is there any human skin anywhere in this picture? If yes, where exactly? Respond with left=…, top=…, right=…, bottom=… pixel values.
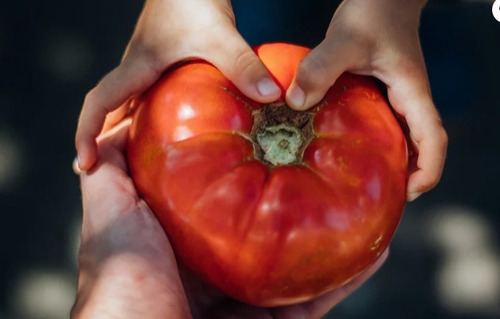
left=75, top=0, right=447, bottom=202
left=75, top=0, right=281, bottom=171
left=285, top=0, right=447, bottom=201
left=72, top=0, right=446, bottom=316
left=71, top=120, right=389, bottom=319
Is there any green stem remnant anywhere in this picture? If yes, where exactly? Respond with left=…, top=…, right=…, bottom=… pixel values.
left=257, top=124, right=302, bottom=166
left=251, top=102, right=316, bottom=166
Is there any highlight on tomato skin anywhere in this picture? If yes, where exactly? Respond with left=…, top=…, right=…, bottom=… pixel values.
left=127, top=42, right=408, bottom=307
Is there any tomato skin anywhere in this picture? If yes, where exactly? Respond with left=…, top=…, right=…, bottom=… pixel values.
left=128, top=43, right=408, bottom=306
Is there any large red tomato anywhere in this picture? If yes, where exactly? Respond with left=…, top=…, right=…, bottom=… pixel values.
left=127, top=43, right=408, bottom=307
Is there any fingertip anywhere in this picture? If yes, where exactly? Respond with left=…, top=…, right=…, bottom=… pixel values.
left=77, top=157, right=93, bottom=172
left=72, top=157, right=81, bottom=175
left=256, top=77, right=281, bottom=101
left=76, top=141, right=98, bottom=171
left=286, top=82, right=306, bottom=109
left=210, top=37, right=281, bottom=103
left=406, top=171, right=426, bottom=202
left=285, top=44, right=344, bottom=110
left=407, top=192, right=422, bottom=202
left=406, top=173, right=434, bottom=202
left=286, top=81, right=325, bottom=111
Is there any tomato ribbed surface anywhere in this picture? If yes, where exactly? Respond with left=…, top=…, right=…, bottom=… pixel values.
left=128, top=43, right=407, bottom=306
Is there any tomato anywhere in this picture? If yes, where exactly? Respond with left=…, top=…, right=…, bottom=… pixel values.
left=127, top=43, right=408, bottom=307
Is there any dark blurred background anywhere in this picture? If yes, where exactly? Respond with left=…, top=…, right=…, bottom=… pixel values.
left=1, top=0, right=499, bottom=318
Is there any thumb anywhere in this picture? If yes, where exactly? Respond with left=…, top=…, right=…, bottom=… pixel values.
left=207, top=31, right=281, bottom=103
left=286, top=41, right=355, bottom=110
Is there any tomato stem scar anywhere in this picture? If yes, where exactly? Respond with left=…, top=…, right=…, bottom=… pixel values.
left=250, top=102, right=316, bottom=166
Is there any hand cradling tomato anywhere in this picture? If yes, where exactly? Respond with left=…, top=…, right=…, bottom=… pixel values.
left=127, top=43, right=408, bottom=307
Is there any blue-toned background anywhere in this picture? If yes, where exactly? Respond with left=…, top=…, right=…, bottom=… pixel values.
left=1, top=0, right=499, bottom=318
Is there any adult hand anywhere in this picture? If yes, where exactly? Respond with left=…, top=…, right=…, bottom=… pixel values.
left=286, top=0, right=448, bottom=201
left=75, top=0, right=281, bottom=171
left=72, top=120, right=389, bottom=319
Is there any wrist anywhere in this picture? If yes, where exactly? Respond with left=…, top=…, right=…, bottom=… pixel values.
left=333, top=0, right=425, bottom=33
left=72, top=254, right=192, bottom=319
left=339, top=0, right=426, bottom=16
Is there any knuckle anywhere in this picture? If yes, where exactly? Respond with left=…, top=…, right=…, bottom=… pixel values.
left=412, top=171, right=440, bottom=195
left=438, top=127, right=449, bottom=148
left=422, top=173, right=441, bottom=191
left=127, top=36, right=160, bottom=60
left=123, top=38, right=167, bottom=73
left=394, top=58, right=427, bottom=83
left=232, top=49, right=263, bottom=78
left=83, top=87, right=99, bottom=107
left=431, top=118, right=449, bottom=148
left=296, top=54, right=330, bottom=89
left=83, top=83, right=113, bottom=113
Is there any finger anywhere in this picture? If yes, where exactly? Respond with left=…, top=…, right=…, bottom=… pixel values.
left=101, top=100, right=132, bottom=134
left=72, top=157, right=81, bottom=175
left=206, top=30, right=281, bottom=103
left=73, top=109, right=131, bottom=176
left=286, top=40, right=357, bottom=110
left=404, top=100, right=447, bottom=201
left=75, top=59, right=159, bottom=171
left=386, top=78, right=448, bottom=201
left=80, top=119, right=135, bottom=217
left=273, top=249, right=389, bottom=319
left=82, top=118, right=132, bottom=181
left=96, top=117, right=132, bottom=153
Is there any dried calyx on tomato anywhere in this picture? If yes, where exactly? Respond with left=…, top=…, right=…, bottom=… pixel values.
left=251, top=102, right=315, bottom=166
left=127, top=42, right=408, bottom=307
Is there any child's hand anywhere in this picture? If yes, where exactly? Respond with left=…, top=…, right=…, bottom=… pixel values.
left=75, top=0, right=281, bottom=171
left=285, top=0, right=447, bottom=201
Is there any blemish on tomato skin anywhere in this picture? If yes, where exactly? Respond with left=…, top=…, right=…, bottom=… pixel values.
left=313, top=100, right=329, bottom=111
left=370, top=235, right=383, bottom=251
left=362, top=91, right=377, bottom=100
left=347, top=176, right=362, bottom=187
left=335, top=156, right=348, bottom=170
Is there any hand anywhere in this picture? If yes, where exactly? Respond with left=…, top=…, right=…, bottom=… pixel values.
left=285, top=0, right=448, bottom=201
left=72, top=120, right=389, bottom=319
left=75, top=0, right=281, bottom=171
left=72, top=119, right=192, bottom=318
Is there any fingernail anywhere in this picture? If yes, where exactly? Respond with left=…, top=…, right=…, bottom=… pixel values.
left=287, top=84, right=305, bottom=109
left=76, top=155, right=87, bottom=172
left=73, top=156, right=82, bottom=175
left=257, top=78, right=280, bottom=97
left=407, top=192, right=421, bottom=202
